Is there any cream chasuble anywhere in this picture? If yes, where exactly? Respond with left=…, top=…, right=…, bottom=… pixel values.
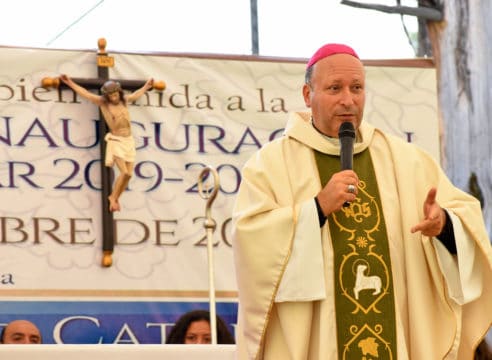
left=232, top=112, right=492, bottom=360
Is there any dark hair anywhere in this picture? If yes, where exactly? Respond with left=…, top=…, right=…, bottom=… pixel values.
left=166, top=309, right=235, bottom=344
left=475, top=339, right=492, bottom=360
left=305, top=65, right=314, bottom=86
left=0, top=325, right=5, bottom=343
left=101, top=80, right=126, bottom=105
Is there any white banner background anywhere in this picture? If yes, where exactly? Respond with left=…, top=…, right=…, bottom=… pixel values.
left=0, top=47, right=438, bottom=297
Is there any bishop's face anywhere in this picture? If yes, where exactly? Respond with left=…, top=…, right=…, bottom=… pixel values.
left=302, top=53, right=366, bottom=138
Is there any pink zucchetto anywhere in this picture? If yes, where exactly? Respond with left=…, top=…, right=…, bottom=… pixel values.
left=306, top=43, right=360, bottom=68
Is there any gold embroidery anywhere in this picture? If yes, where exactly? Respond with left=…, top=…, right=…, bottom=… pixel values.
left=314, top=149, right=397, bottom=360
left=343, top=324, right=394, bottom=359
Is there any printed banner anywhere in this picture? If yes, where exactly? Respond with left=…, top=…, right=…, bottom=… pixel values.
left=0, top=46, right=438, bottom=343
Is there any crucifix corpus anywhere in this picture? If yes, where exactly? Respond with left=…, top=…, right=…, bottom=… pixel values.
left=42, top=38, right=166, bottom=267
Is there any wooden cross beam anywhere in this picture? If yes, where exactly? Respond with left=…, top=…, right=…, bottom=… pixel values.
left=42, top=38, right=164, bottom=268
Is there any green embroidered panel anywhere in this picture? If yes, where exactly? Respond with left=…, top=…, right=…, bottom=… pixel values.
left=314, top=149, right=397, bottom=360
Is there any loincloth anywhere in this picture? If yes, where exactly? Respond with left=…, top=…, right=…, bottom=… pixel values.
left=104, top=133, right=136, bottom=167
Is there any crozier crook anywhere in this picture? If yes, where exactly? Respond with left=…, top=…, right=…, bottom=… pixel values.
left=197, top=166, right=220, bottom=345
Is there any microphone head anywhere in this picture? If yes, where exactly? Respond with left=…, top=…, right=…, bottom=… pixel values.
left=338, top=122, right=355, bottom=139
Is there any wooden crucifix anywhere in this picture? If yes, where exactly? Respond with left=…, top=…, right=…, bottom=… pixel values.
left=42, top=38, right=165, bottom=268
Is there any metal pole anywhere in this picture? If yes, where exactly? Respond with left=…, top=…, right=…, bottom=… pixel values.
left=250, top=0, right=259, bottom=55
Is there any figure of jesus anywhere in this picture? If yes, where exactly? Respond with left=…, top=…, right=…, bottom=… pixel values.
left=60, top=74, right=154, bottom=212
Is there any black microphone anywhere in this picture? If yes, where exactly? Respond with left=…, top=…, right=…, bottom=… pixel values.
left=339, top=122, right=355, bottom=207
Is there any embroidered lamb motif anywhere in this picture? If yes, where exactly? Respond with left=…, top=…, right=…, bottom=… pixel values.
left=353, top=264, right=382, bottom=300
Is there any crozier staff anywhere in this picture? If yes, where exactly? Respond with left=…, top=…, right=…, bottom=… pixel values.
left=60, top=74, right=153, bottom=212
left=231, top=43, right=492, bottom=360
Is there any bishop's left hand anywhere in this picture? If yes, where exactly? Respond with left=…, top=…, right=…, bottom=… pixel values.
left=410, top=187, right=446, bottom=237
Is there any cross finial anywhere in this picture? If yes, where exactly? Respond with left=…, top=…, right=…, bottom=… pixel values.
left=98, top=38, right=107, bottom=54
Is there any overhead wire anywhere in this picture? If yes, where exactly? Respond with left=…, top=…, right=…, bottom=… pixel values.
left=46, top=0, right=105, bottom=46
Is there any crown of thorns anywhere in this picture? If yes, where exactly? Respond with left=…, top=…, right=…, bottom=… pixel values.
left=101, top=80, right=121, bottom=94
